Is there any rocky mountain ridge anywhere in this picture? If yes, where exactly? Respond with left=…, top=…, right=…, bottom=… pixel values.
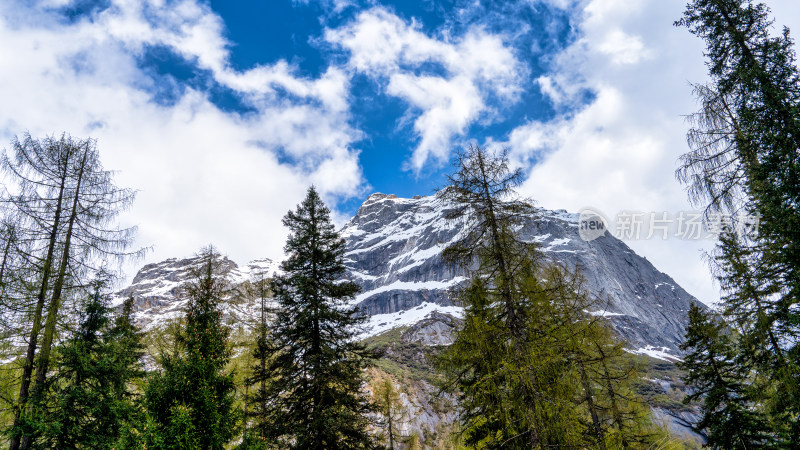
left=342, top=192, right=701, bottom=358
left=116, top=192, right=705, bottom=359
left=113, top=256, right=279, bottom=330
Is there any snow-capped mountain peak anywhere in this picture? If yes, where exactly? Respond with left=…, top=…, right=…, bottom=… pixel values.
left=116, top=192, right=702, bottom=358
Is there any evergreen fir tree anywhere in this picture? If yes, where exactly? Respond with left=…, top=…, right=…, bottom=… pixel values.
left=678, top=304, right=770, bottom=448
left=144, top=248, right=238, bottom=450
left=264, top=186, right=374, bottom=449
left=37, top=276, right=144, bottom=448
left=109, top=295, right=147, bottom=396
left=676, top=1, right=800, bottom=440
left=241, top=275, right=275, bottom=449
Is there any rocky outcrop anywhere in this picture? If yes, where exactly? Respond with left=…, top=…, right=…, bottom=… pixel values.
left=114, top=256, right=278, bottom=330
left=402, top=312, right=462, bottom=346
left=116, top=191, right=704, bottom=357
left=341, top=193, right=703, bottom=355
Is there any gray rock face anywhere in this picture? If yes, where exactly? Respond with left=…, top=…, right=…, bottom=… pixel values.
left=114, top=256, right=278, bottom=330
left=402, top=312, right=462, bottom=346
left=116, top=191, right=704, bottom=356
left=342, top=193, right=705, bottom=355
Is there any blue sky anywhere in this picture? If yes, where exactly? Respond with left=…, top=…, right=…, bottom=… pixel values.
left=136, top=0, right=577, bottom=212
left=1, top=0, right=799, bottom=304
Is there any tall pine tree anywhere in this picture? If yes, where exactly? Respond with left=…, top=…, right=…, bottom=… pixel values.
left=676, top=0, right=800, bottom=441
left=264, top=186, right=374, bottom=449
left=144, top=248, right=238, bottom=449
left=38, top=276, right=145, bottom=448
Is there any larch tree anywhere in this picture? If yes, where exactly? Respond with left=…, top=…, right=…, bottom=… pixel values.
left=676, top=0, right=800, bottom=440
left=439, top=144, right=535, bottom=336
left=437, top=145, right=580, bottom=448
left=0, top=133, right=142, bottom=450
left=438, top=145, right=661, bottom=449
left=372, top=375, right=407, bottom=450
left=264, top=186, right=374, bottom=450
left=0, top=217, right=36, bottom=342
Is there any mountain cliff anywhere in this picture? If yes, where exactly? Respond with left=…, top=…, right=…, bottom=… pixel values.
left=342, top=193, right=702, bottom=357
left=117, top=192, right=705, bottom=358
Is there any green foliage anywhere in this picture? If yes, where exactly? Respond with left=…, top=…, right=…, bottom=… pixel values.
left=242, top=275, right=275, bottom=446
left=677, top=0, right=800, bottom=442
left=0, top=133, right=143, bottom=450
left=438, top=146, right=662, bottom=449
left=264, top=187, right=375, bottom=449
left=30, top=278, right=145, bottom=448
left=371, top=375, right=406, bottom=449
left=143, top=248, right=238, bottom=449
left=678, top=304, right=771, bottom=448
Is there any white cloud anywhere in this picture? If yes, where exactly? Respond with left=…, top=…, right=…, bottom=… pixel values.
left=507, top=0, right=800, bottom=306
left=595, top=30, right=649, bottom=65
left=0, top=0, right=365, bottom=284
left=500, top=0, right=710, bottom=303
left=325, top=7, right=524, bottom=172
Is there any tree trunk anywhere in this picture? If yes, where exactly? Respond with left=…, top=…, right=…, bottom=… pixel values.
left=577, top=354, right=607, bottom=450
left=22, top=148, right=87, bottom=450
left=0, top=227, right=14, bottom=297
left=10, top=154, right=69, bottom=450
left=387, top=403, right=395, bottom=450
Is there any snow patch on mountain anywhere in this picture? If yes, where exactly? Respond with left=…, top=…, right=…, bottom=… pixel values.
left=339, top=192, right=704, bottom=353
left=362, top=302, right=464, bottom=338
left=353, top=278, right=466, bottom=304
left=113, top=256, right=279, bottom=331
left=629, top=346, right=682, bottom=363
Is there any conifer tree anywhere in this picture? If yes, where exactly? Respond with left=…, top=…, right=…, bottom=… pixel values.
left=676, top=0, right=800, bottom=440
left=677, top=304, right=770, bottom=448
left=264, top=186, right=374, bottom=449
left=240, top=275, right=275, bottom=449
left=577, top=324, right=658, bottom=448
left=109, top=295, right=147, bottom=395
left=37, top=277, right=145, bottom=448
left=438, top=146, right=661, bottom=449
left=372, top=375, right=407, bottom=450
left=144, top=248, right=238, bottom=450
left=437, top=146, right=582, bottom=448
left=440, top=145, right=535, bottom=334
left=1, top=133, right=142, bottom=450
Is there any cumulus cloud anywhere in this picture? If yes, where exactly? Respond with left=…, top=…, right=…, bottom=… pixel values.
left=0, top=0, right=365, bottom=282
left=502, top=0, right=800, bottom=305
left=325, top=7, right=524, bottom=172
left=500, top=0, right=711, bottom=303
